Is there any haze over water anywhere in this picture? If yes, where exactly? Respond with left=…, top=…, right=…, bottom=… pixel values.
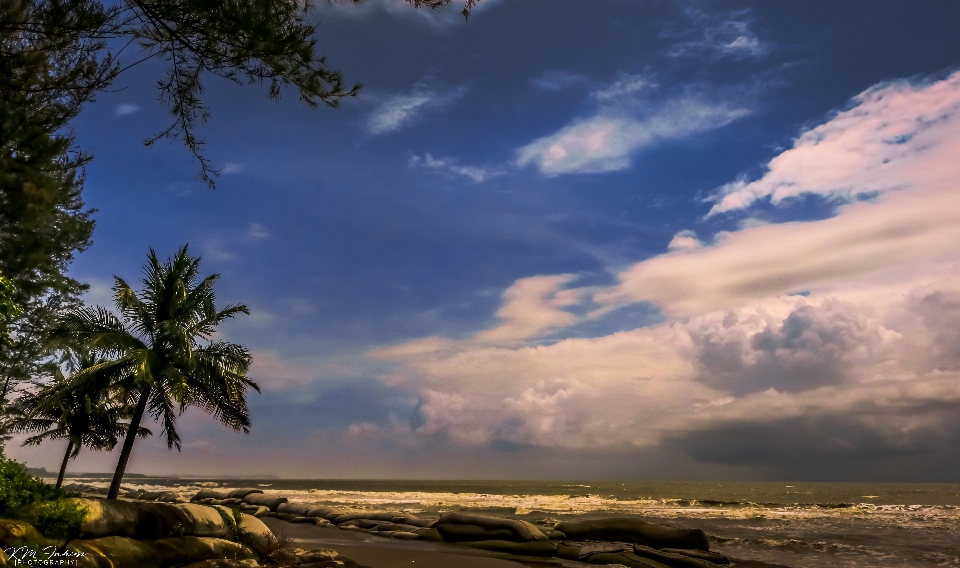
left=62, top=477, right=960, bottom=567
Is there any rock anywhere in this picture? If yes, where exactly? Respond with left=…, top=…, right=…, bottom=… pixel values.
left=459, top=540, right=559, bottom=557
left=298, top=549, right=342, bottom=563
left=192, top=490, right=228, bottom=502
left=390, top=515, right=434, bottom=528
left=175, top=504, right=232, bottom=539
left=578, top=541, right=634, bottom=560
left=557, top=542, right=581, bottom=560
left=433, top=512, right=548, bottom=542
left=305, top=507, right=342, bottom=520
left=237, top=513, right=278, bottom=555
left=225, top=489, right=263, bottom=500
left=75, top=498, right=182, bottom=539
left=631, top=545, right=728, bottom=568
left=137, top=491, right=167, bottom=501
left=434, top=524, right=516, bottom=542
left=289, top=517, right=331, bottom=526
left=274, top=512, right=300, bottom=522
left=413, top=527, right=443, bottom=541
left=332, top=512, right=399, bottom=524
left=181, top=561, right=261, bottom=568
left=555, top=518, right=710, bottom=551
left=241, top=494, right=288, bottom=511
left=124, top=489, right=145, bottom=499
left=389, top=531, right=421, bottom=540
left=544, top=529, right=566, bottom=539
left=155, top=492, right=182, bottom=503
left=0, top=519, right=44, bottom=547
left=67, top=535, right=256, bottom=568
left=266, top=548, right=299, bottom=566
left=276, top=503, right=312, bottom=517
left=660, top=548, right=731, bottom=565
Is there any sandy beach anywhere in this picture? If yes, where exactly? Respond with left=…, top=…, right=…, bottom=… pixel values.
left=260, top=517, right=593, bottom=568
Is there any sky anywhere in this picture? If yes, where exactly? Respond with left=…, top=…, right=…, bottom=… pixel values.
left=9, top=0, right=960, bottom=482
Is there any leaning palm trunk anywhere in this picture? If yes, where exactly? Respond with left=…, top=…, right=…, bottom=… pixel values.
left=108, top=386, right=151, bottom=499
left=57, top=440, right=73, bottom=489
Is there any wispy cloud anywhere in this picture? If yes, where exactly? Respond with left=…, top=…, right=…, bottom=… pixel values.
left=248, top=223, right=269, bottom=239
left=408, top=153, right=505, bottom=183
left=367, top=85, right=466, bottom=135
left=222, top=162, right=245, bottom=175
left=114, top=103, right=142, bottom=117
left=516, top=78, right=748, bottom=175
left=320, top=0, right=502, bottom=28
left=665, top=10, right=767, bottom=59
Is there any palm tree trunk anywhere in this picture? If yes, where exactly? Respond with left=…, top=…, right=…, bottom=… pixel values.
left=107, top=386, right=151, bottom=499
left=57, top=440, right=73, bottom=489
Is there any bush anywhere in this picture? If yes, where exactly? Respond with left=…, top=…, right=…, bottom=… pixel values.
left=0, top=456, right=64, bottom=517
left=25, top=499, right=88, bottom=539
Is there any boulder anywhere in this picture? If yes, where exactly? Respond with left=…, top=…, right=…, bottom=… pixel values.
left=555, top=518, right=710, bottom=551
left=305, top=507, right=342, bottom=520
left=332, top=512, right=399, bottom=524
left=225, top=489, right=263, bottom=500
left=413, top=528, right=443, bottom=541
left=124, top=489, right=145, bottom=499
left=459, top=540, right=559, bottom=557
left=0, top=519, right=44, bottom=547
left=433, top=513, right=548, bottom=542
left=175, top=504, right=232, bottom=539
left=298, top=549, right=342, bottom=564
left=389, top=531, right=421, bottom=540
left=390, top=515, right=434, bottom=527
left=237, top=513, right=278, bottom=555
left=67, top=536, right=256, bottom=568
left=544, top=529, right=566, bottom=539
left=276, top=503, right=312, bottom=517
left=74, top=498, right=183, bottom=539
left=137, top=491, right=167, bottom=501
left=192, top=490, right=228, bottom=502
left=156, top=492, right=187, bottom=503
left=434, top=524, right=515, bottom=542
left=241, top=494, right=287, bottom=511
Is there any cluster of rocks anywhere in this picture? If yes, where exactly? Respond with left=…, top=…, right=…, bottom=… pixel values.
left=0, top=497, right=365, bottom=568
left=186, top=488, right=784, bottom=568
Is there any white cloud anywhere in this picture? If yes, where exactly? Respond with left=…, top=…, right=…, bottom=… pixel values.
left=516, top=96, right=747, bottom=176
left=709, top=72, right=960, bottom=215
left=367, top=86, right=466, bottom=135
left=366, top=72, right=960, bottom=459
left=408, top=153, right=505, bottom=183
left=114, top=104, right=142, bottom=117
left=666, top=12, right=767, bottom=59
left=222, top=162, right=245, bottom=175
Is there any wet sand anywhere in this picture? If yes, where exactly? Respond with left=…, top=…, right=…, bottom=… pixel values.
left=260, top=517, right=592, bottom=568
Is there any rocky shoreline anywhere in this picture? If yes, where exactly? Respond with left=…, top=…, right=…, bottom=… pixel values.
left=7, top=486, right=774, bottom=568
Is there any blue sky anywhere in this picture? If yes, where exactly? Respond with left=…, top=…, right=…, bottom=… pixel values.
left=10, top=0, right=960, bottom=481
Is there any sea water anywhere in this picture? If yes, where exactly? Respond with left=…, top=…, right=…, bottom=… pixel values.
left=62, top=478, right=960, bottom=567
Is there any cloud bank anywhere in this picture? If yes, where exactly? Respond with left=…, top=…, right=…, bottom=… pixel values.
left=369, top=72, right=960, bottom=475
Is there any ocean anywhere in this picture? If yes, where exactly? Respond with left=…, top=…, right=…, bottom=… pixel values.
left=60, top=478, right=960, bottom=567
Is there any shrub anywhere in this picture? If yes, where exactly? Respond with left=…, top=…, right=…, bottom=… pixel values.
left=25, top=499, right=88, bottom=539
left=0, top=456, right=64, bottom=517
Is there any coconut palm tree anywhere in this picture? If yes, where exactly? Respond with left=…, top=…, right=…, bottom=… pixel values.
left=13, top=351, right=151, bottom=488
left=53, top=245, right=259, bottom=498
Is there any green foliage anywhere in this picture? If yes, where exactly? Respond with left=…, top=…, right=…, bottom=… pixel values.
left=0, top=455, right=64, bottom=517
left=1, top=0, right=100, bottom=399
left=211, top=505, right=241, bottom=542
left=23, top=499, right=87, bottom=539
left=51, top=245, right=258, bottom=498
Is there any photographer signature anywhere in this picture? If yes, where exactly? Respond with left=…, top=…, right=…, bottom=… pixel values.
left=2, top=546, right=85, bottom=566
